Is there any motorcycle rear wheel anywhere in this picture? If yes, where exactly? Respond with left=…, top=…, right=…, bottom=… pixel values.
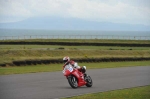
left=68, top=75, right=78, bottom=88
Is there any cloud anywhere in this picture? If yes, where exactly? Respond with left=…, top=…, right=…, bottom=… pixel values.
left=0, top=0, right=32, bottom=17
left=0, top=0, right=150, bottom=25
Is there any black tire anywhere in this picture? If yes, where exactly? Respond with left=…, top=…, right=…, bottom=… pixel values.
left=85, top=75, right=93, bottom=87
left=68, top=75, right=78, bottom=88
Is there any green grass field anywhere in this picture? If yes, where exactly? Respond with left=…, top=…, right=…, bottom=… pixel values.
left=0, top=39, right=150, bottom=64
left=62, top=85, right=150, bottom=99
left=1, top=39, right=150, bottom=44
left=1, top=45, right=150, bottom=50
left=0, top=44, right=150, bottom=64
left=0, top=61, right=150, bottom=75
left=0, top=39, right=149, bottom=66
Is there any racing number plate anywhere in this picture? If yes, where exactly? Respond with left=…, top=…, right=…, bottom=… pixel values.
left=68, top=66, right=73, bottom=72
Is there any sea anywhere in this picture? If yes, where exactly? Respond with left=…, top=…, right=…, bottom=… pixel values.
left=0, top=29, right=150, bottom=40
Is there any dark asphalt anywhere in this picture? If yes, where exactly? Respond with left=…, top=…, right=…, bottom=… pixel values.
left=0, top=66, right=150, bottom=99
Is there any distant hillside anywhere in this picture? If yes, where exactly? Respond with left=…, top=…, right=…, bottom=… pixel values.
left=0, top=17, right=150, bottom=31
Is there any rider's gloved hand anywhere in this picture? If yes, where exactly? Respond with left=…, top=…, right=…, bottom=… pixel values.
left=81, top=66, right=86, bottom=73
left=83, top=66, right=86, bottom=70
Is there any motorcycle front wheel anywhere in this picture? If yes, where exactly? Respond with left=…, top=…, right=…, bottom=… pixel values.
left=85, top=75, right=93, bottom=87
left=68, top=75, right=78, bottom=88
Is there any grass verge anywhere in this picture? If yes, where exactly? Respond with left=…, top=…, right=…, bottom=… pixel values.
left=0, top=61, right=150, bottom=75
left=62, top=85, right=150, bottom=99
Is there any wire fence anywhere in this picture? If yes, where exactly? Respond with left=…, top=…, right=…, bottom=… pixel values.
left=0, top=35, right=150, bottom=40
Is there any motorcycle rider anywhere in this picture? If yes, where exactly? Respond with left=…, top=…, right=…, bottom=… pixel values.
left=63, top=56, right=86, bottom=75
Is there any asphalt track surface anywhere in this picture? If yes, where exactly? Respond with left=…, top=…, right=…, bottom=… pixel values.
left=0, top=66, right=150, bottom=99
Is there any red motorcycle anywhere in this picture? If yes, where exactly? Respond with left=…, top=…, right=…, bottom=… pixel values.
left=62, top=65, right=93, bottom=88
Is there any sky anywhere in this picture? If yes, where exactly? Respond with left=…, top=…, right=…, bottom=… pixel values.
left=0, top=0, right=150, bottom=26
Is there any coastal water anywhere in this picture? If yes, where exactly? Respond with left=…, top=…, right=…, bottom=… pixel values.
left=0, top=29, right=150, bottom=40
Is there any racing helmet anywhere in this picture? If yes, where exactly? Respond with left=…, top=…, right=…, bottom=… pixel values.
left=63, top=56, right=70, bottom=64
